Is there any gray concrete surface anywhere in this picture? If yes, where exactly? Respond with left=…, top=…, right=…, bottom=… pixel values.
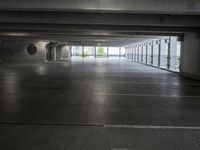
left=181, top=33, right=200, bottom=78
left=1, top=124, right=200, bottom=150
left=0, top=40, right=47, bottom=62
left=0, top=58, right=200, bottom=149
left=0, top=0, right=199, bottom=14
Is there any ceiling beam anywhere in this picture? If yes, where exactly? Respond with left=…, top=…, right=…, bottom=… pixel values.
left=0, top=11, right=200, bottom=27
left=0, top=0, right=199, bottom=14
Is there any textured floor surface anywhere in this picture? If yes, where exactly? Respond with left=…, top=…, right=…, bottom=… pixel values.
left=0, top=58, right=200, bottom=150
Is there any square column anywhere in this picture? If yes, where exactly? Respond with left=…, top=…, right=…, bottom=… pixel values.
left=119, top=47, right=121, bottom=58
left=145, top=42, right=148, bottom=64
left=107, top=47, right=109, bottom=58
left=169, top=37, right=178, bottom=71
left=181, top=33, right=200, bottom=77
left=151, top=41, right=154, bottom=65
left=160, top=39, right=168, bottom=69
left=82, top=46, right=84, bottom=58
left=95, top=47, right=97, bottom=58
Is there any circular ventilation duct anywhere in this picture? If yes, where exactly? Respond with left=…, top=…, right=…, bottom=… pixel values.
left=26, top=44, right=37, bottom=55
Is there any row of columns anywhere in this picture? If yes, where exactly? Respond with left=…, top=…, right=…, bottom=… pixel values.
left=45, top=42, right=71, bottom=62
left=124, top=37, right=178, bottom=71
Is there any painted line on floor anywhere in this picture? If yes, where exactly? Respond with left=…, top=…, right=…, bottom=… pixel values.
left=93, top=93, right=200, bottom=98
left=0, top=122, right=103, bottom=127
left=1, top=122, right=200, bottom=130
left=107, top=81, right=200, bottom=86
left=103, top=124, right=200, bottom=130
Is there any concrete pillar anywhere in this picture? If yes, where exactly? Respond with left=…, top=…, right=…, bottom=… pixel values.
left=181, top=33, right=200, bottom=78
left=151, top=41, right=154, bottom=65
left=55, top=45, right=62, bottom=60
left=127, top=47, right=129, bottom=59
left=169, top=37, right=178, bottom=71
left=152, top=40, right=159, bottom=66
left=145, top=42, right=148, bottom=64
left=132, top=46, right=134, bottom=60
left=134, top=46, right=136, bottom=61
left=68, top=47, right=71, bottom=59
left=160, top=39, right=167, bottom=68
left=138, top=45, right=141, bottom=62
left=46, top=42, right=57, bottom=61
left=82, top=46, right=84, bottom=58
left=60, top=45, right=70, bottom=60
left=158, top=40, right=161, bottom=67
left=50, top=42, right=56, bottom=61
left=119, top=47, right=121, bottom=58
left=166, top=39, right=171, bottom=69
left=147, top=42, right=151, bottom=64
left=125, top=48, right=127, bottom=58
left=54, top=46, right=57, bottom=61
left=137, top=45, right=139, bottom=62
left=128, top=47, right=130, bottom=59
left=94, top=47, right=96, bottom=58
left=141, top=44, right=143, bottom=63
left=107, top=47, right=109, bottom=58
left=69, top=46, right=72, bottom=57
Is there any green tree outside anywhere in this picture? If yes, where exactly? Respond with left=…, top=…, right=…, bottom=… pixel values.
left=80, top=49, right=89, bottom=58
left=97, top=47, right=105, bottom=57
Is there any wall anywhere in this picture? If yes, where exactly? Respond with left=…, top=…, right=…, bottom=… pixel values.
left=0, top=40, right=47, bottom=63
left=61, top=46, right=70, bottom=60
left=181, top=33, right=200, bottom=78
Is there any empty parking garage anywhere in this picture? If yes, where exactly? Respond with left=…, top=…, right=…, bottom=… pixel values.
left=0, top=0, right=200, bottom=150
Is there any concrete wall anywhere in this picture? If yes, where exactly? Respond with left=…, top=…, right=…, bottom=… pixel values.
left=60, top=46, right=70, bottom=60
left=181, top=33, right=200, bottom=78
left=0, top=40, right=47, bottom=62
left=56, top=46, right=62, bottom=60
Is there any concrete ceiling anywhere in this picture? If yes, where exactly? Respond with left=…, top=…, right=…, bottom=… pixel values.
left=0, top=0, right=199, bottom=46
left=0, top=0, right=200, bottom=14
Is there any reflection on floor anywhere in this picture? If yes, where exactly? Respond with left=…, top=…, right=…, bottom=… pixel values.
left=0, top=58, right=200, bottom=149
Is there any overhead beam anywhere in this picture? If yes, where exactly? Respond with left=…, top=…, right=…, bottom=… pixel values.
left=0, top=0, right=199, bottom=14
left=0, top=23, right=199, bottom=34
left=0, top=11, right=200, bottom=27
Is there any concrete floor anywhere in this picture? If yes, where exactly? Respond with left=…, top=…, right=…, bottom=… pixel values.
left=0, top=58, right=200, bottom=149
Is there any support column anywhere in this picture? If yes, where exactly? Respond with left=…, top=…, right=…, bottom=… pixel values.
left=181, top=33, right=200, bottom=78
left=137, top=45, right=139, bottom=62
left=132, top=46, right=134, bottom=60
left=54, top=45, right=57, bottom=61
left=46, top=42, right=57, bottom=61
left=125, top=48, right=127, bottom=58
left=169, top=37, right=178, bottom=71
left=166, top=39, right=171, bottom=69
left=141, top=44, right=143, bottom=63
left=119, top=47, right=121, bottom=58
left=82, top=46, right=84, bottom=58
left=158, top=40, right=161, bottom=67
left=151, top=41, right=154, bottom=65
left=94, top=46, right=96, bottom=58
left=50, top=42, right=54, bottom=61
left=69, top=46, right=72, bottom=57
left=145, top=42, right=148, bottom=64
left=160, top=39, right=167, bottom=68
left=107, top=47, right=109, bottom=58
left=134, top=46, right=136, bottom=61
